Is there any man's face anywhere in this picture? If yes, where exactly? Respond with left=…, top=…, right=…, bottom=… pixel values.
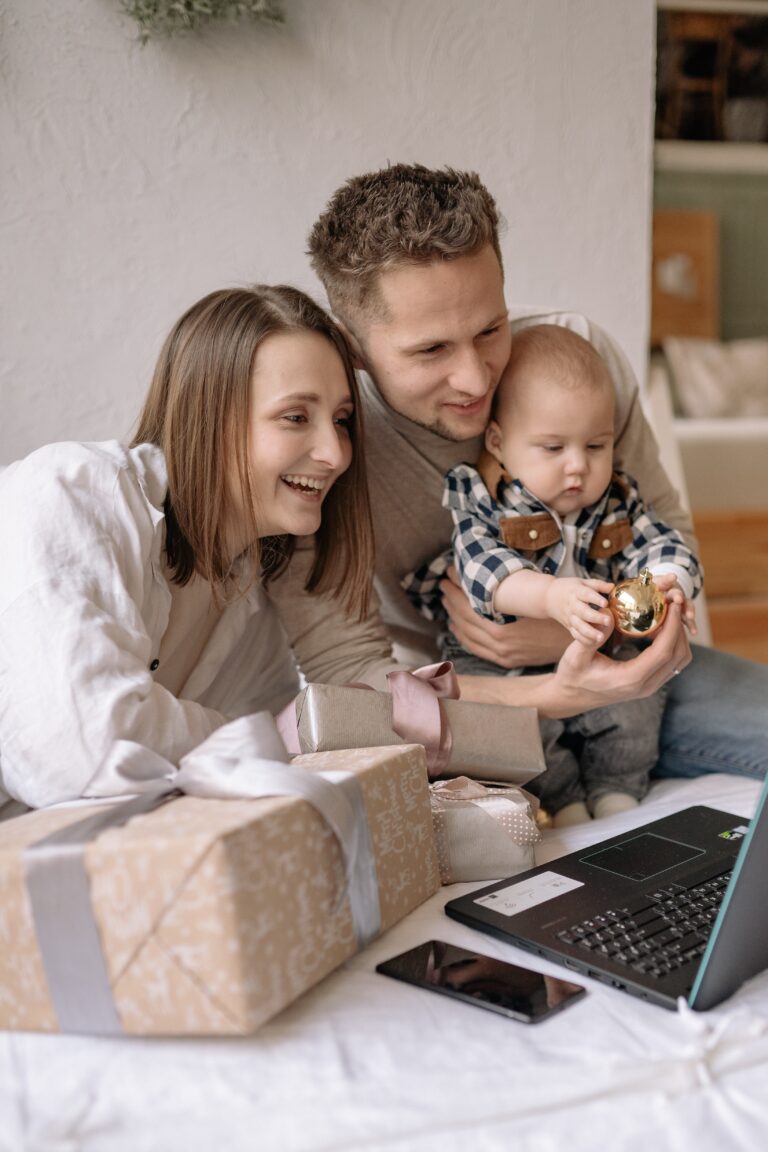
left=354, top=245, right=511, bottom=441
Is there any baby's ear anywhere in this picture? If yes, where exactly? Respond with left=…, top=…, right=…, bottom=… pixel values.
left=484, top=419, right=504, bottom=462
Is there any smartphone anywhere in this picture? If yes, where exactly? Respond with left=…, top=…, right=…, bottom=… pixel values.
left=376, top=940, right=586, bottom=1024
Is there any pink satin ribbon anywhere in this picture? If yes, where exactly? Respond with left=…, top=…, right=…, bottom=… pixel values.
left=429, top=776, right=492, bottom=803
left=276, top=702, right=304, bottom=754
left=430, top=774, right=539, bottom=819
left=386, top=661, right=458, bottom=778
left=277, top=661, right=460, bottom=779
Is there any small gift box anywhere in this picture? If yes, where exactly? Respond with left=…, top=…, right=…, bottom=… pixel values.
left=277, top=664, right=546, bottom=786
left=430, top=776, right=541, bottom=884
left=0, top=725, right=440, bottom=1036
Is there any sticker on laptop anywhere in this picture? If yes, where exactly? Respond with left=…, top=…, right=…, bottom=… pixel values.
left=719, top=824, right=750, bottom=841
left=474, top=871, right=584, bottom=917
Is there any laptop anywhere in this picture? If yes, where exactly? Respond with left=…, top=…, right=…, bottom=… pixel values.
left=445, top=780, right=768, bottom=1011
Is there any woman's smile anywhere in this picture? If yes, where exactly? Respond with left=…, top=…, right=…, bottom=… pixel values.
left=280, top=472, right=330, bottom=496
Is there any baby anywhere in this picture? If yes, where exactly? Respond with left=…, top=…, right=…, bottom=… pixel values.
left=404, top=324, right=701, bottom=826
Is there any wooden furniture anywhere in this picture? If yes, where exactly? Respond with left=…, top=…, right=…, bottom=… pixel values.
left=693, top=509, right=768, bottom=663
left=664, top=11, right=738, bottom=140
left=650, top=210, right=720, bottom=347
left=649, top=205, right=768, bottom=664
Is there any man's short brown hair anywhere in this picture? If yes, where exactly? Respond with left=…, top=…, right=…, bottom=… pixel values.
left=307, top=163, right=503, bottom=330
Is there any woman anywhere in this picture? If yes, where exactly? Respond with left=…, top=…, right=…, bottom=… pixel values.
left=0, top=285, right=374, bottom=810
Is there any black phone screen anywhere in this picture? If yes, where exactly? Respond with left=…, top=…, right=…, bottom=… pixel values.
left=376, top=940, right=586, bottom=1023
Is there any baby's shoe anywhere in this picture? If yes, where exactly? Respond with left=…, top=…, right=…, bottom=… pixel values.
left=591, top=792, right=639, bottom=819
left=552, top=801, right=591, bottom=827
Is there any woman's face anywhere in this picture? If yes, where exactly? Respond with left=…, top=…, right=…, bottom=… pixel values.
left=241, top=329, right=354, bottom=542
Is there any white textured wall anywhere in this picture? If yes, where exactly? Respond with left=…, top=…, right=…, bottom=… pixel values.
left=0, top=0, right=656, bottom=463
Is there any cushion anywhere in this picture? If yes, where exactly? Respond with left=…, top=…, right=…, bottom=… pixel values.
left=663, top=337, right=768, bottom=418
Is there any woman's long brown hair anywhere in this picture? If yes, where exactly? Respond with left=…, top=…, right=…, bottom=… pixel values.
left=132, top=285, right=373, bottom=620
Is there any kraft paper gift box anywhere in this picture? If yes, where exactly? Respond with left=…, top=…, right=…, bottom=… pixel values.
left=0, top=744, right=439, bottom=1037
left=278, top=681, right=546, bottom=786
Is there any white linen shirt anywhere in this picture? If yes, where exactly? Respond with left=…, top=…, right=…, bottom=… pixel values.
left=0, top=440, right=300, bottom=810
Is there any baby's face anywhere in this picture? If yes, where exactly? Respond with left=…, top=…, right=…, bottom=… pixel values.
left=486, top=379, right=614, bottom=516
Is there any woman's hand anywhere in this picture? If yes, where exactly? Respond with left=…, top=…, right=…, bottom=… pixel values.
left=439, top=568, right=570, bottom=669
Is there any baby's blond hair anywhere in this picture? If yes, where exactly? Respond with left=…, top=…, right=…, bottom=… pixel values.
left=494, top=324, right=613, bottom=420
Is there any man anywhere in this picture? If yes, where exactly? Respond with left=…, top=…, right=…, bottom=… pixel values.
left=269, top=163, right=766, bottom=781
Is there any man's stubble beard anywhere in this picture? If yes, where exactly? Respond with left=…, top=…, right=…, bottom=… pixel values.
left=409, top=413, right=479, bottom=442
left=358, top=354, right=491, bottom=443
left=363, top=368, right=482, bottom=442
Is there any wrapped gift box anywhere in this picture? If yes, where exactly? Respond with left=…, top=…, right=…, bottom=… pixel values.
left=430, top=777, right=541, bottom=884
left=280, top=683, right=546, bottom=785
left=0, top=744, right=439, bottom=1036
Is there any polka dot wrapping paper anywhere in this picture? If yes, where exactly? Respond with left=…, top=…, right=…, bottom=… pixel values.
left=429, top=776, right=541, bottom=884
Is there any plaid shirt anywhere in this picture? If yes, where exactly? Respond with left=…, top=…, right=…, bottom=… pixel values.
left=402, top=458, right=702, bottom=624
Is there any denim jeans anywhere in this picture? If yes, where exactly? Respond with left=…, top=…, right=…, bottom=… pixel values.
left=654, top=645, right=768, bottom=782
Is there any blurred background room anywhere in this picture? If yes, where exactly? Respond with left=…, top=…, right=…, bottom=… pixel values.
left=2, top=0, right=765, bottom=659
left=651, top=0, right=768, bottom=662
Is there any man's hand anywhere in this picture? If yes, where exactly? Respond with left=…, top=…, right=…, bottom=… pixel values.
left=439, top=567, right=570, bottom=669
left=554, top=601, right=692, bottom=712
left=456, top=602, right=692, bottom=718
left=544, top=577, right=615, bottom=645
left=653, top=572, right=698, bottom=635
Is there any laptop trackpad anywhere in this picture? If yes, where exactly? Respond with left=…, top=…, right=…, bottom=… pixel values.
left=581, top=833, right=704, bottom=882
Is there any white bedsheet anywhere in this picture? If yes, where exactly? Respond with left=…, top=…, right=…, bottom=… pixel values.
left=2, top=774, right=767, bottom=1152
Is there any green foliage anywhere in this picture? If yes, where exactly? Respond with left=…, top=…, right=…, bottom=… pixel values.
left=120, top=0, right=285, bottom=44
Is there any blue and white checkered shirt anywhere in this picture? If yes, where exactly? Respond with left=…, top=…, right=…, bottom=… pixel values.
left=402, top=454, right=702, bottom=624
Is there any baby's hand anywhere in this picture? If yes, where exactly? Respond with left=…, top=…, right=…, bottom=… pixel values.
left=544, top=577, right=615, bottom=645
left=652, top=572, right=698, bottom=635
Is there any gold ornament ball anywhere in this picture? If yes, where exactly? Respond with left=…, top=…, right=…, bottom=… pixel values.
left=608, top=568, right=668, bottom=637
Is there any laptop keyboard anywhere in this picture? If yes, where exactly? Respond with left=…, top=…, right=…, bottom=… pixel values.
left=555, top=867, right=733, bottom=980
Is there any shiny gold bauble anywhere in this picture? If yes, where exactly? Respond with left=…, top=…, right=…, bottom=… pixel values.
left=608, top=568, right=668, bottom=637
